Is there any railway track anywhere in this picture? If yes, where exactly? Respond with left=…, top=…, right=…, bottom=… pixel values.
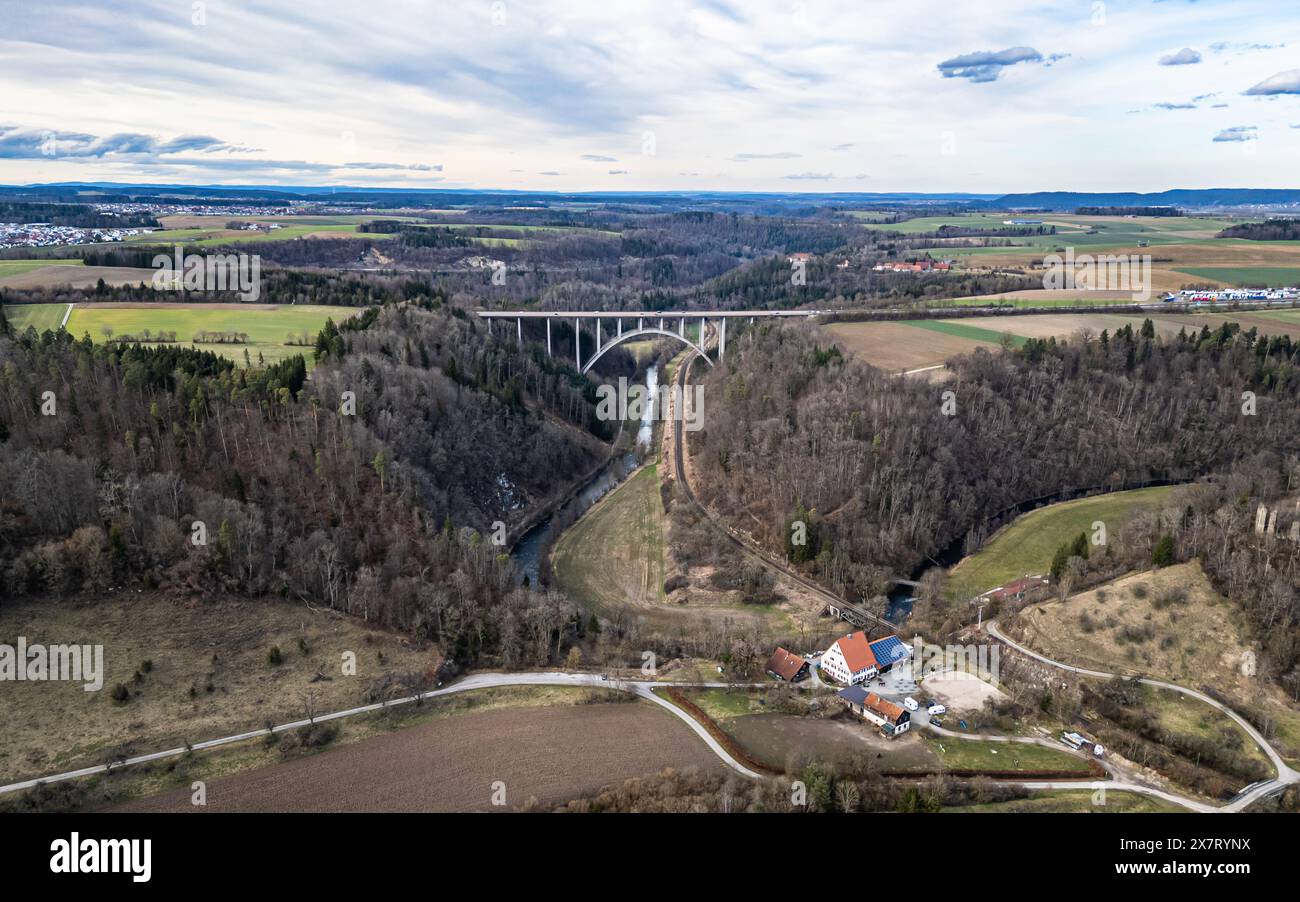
left=668, top=341, right=893, bottom=633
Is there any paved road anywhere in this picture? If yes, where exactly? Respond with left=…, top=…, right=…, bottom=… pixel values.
left=0, top=672, right=763, bottom=797
left=986, top=619, right=1299, bottom=811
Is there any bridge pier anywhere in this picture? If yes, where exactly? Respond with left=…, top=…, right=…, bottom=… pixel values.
left=719, top=317, right=726, bottom=359
left=596, top=318, right=602, bottom=354
left=517, top=317, right=521, bottom=344
left=574, top=317, right=580, bottom=370
left=546, top=318, right=551, bottom=356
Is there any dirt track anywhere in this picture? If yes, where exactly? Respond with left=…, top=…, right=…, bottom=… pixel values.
left=111, top=701, right=723, bottom=812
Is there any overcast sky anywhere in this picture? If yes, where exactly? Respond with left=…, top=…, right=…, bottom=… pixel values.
left=1, top=0, right=1297, bottom=192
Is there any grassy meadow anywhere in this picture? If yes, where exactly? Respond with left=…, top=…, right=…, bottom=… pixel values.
left=946, top=485, right=1175, bottom=599
left=3, top=302, right=355, bottom=367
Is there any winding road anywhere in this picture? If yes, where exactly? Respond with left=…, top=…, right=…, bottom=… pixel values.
left=985, top=619, right=1299, bottom=811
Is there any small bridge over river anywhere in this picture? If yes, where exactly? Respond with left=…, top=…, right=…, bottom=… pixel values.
left=476, top=309, right=823, bottom=374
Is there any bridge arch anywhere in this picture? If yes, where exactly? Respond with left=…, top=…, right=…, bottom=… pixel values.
left=580, top=327, right=714, bottom=375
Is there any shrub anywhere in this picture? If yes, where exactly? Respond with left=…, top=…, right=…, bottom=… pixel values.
left=664, top=573, right=689, bottom=593
left=1152, top=535, right=1177, bottom=568
left=110, top=683, right=130, bottom=703
left=268, top=645, right=283, bottom=666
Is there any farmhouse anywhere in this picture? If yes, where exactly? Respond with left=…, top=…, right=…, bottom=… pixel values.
left=838, top=686, right=911, bottom=736
left=766, top=647, right=809, bottom=682
left=979, top=575, right=1048, bottom=603
left=819, top=631, right=912, bottom=685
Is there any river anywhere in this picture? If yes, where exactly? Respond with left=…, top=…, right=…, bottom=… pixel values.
left=510, top=364, right=659, bottom=585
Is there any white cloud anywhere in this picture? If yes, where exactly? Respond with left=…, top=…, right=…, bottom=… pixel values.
left=1158, top=48, right=1202, bottom=66
left=1212, top=126, right=1258, bottom=142
left=1245, top=69, right=1300, bottom=95
left=0, top=0, right=1295, bottom=191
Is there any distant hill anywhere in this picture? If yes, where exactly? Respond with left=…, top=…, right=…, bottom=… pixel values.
left=2, top=182, right=1298, bottom=212
left=977, top=189, right=1300, bottom=211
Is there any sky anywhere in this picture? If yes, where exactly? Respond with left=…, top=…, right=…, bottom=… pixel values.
left=1, top=0, right=1298, bottom=193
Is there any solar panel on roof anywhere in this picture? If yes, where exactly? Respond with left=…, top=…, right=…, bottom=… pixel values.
left=870, top=636, right=909, bottom=664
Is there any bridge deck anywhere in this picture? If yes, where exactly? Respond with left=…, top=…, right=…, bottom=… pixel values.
left=476, top=310, right=822, bottom=318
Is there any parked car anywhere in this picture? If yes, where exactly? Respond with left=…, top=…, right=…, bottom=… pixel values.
left=929, top=716, right=944, bottom=727
left=902, top=697, right=919, bottom=711
left=927, top=703, right=947, bottom=716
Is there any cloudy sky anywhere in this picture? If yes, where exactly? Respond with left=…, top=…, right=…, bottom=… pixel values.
left=1, top=0, right=1297, bottom=192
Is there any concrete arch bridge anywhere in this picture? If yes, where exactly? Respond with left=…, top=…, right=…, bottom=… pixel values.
left=476, top=309, right=823, bottom=374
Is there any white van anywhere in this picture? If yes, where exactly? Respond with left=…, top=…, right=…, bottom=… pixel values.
left=902, top=697, right=919, bottom=712
left=927, top=703, right=947, bottom=716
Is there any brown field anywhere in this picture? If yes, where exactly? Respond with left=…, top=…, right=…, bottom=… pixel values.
left=965, top=243, right=1300, bottom=292
left=946, top=313, right=1188, bottom=341
left=825, top=320, right=999, bottom=370
left=110, top=701, right=723, bottom=812
left=952, top=288, right=1138, bottom=302
left=0, top=593, right=438, bottom=785
left=938, top=312, right=1300, bottom=345
left=726, top=712, right=938, bottom=772
left=0, top=265, right=162, bottom=290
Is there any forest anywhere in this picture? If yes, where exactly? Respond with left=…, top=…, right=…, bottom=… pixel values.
left=688, top=319, right=1300, bottom=668
left=0, top=299, right=622, bottom=677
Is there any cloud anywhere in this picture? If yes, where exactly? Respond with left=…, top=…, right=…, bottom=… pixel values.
left=936, top=46, right=1055, bottom=83
left=538, top=170, right=562, bottom=176
left=580, top=153, right=617, bottom=162
left=1211, top=41, right=1285, bottom=53
left=1154, top=102, right=1196, bottom=110
left=342, top=161, right=442, bottom=171
left=0, top=127, right=238, bottom=159
left=1245, top=69, right=1300, bottom=95
left=832, top=143, right=855, bottom=152
left=608, top=169, right=629, bottom=174
left=1212, top=126, right=1258, bottom=142
left=732, top=151, right=801, bottom=161
left=1159, top=48, right=1202, bottom=66
left=782, top=171, right=833, bottom=180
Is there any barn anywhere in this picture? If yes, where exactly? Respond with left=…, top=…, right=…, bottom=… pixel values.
left=838, top=686, right=911, bottom=737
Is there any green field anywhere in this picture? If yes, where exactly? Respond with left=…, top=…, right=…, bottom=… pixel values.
left=1173, top=266, right=1300, bottom=288
left=926, top=736, right=1094, bottom=773
left=127, top=223, right=380, bottom=248
left=550, top=464, right=667, bottom=616
left=0, top=259, right=85, bottom=279
left=946, top=485, right=1175, bottom=599
left=8, top=302, right=355, bottom=367
left=900, top=319, right=1027, bottom=347
left=3, top=302, right=69, bottom=332
left=911, top=215, right=1248, bottom=259
left=857, top=214, right=1019, bottom=233
left=1255, top=309, right=1300, bottom=325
